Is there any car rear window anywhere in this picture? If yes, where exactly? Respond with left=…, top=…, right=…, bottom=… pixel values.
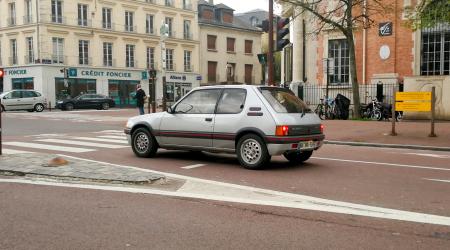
left=259, top=87, right=309, bottom=113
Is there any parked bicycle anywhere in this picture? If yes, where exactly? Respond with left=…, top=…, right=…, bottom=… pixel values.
left=360, top=97, right=402, bottom=121
left=315, top=97, right=337, bottom=120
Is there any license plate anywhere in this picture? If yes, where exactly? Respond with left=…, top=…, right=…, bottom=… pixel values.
left=299, top=141, right=315, bottom=150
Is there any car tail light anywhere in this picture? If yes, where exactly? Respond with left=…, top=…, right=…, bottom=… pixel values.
left=275, top=125, right=289, bottom=136
left=320, top=124, right=324, bottom=134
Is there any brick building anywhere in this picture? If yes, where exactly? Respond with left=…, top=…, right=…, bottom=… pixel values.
left=278, top=0, right=450, bottom=119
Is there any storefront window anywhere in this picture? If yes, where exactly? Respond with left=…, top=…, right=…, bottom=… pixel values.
left=166, top=82, right=192, bottom=103
left=12, top=78, right=34, bottom=89
left=55, top=78, right=96, bottom=100
left=108, top=80, right=139, bottom=107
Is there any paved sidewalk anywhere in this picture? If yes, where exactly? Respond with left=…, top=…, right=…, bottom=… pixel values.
left=0, top=153, right=165, bottom=184
left=323, top=120, right=450, bottom=150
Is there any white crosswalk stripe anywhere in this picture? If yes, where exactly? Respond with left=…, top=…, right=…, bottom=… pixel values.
left=70, top=137, right=128, bottom=144
left=3, top=142, right=94, bottom=153
left=1, top=149, right=34, bottom=155
left=97, top=135, right=127, bottom=140
left=35, top=139, right=128, bottom=149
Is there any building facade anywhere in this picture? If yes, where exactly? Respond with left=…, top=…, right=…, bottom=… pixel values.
left=278, top=0, right=450, bottom=119
left=0, top=0, right=201, bottom=107
left=198, top=0, right=262, bottom=85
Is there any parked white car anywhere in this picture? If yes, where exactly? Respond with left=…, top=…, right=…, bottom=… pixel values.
left=0, top=90, right=47, bottom=112
left=125, top=85, right=324, bottom=169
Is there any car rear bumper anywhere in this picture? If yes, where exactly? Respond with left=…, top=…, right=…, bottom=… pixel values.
left=266, top=134, right=325, bottom=155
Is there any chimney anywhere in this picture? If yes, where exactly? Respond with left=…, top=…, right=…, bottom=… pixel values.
left=209, top=0, right=214, bottom=4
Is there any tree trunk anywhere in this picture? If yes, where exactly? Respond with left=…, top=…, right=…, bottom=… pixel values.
left=347, top=33, right=361, bottom=118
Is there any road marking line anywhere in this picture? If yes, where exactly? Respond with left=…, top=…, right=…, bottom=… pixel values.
left=97, top=135, right=126, bottom=140
left=423, top=178, right=450, bottom=183
left=181, top=164, right=206, bottom=169
left=70, top=137, right=128, bottom=144
left=1, top=149, right=34, bottom=154
left=405, top=153, right=450, bottom=159
left=35, top=139, right=128, bottom=149
left=3, top=142, right=94, bottom=153
left=311, top=157, right=450, bottom=172
left=2, top=177, right=450, bottom=227
left=94, top=130, right=124, bottom=134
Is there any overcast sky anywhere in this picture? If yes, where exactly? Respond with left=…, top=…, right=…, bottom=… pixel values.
left=214, top=0, right=281, bottom=14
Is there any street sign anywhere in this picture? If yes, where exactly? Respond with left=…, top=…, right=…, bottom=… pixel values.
left=322, top=58, right=335, bottom=75
left=396, top=102, right=431, bottom=112
left=68, top=68, right=77, bottom=77
left=141, top=71, right=148, bottom=80
left=396, top=92, right=431, bottom=101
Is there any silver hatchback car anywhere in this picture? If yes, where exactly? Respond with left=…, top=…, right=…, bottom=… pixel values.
left=0, top=90, right=47, bottom=112
left=125, top=85, right=324, bottom=169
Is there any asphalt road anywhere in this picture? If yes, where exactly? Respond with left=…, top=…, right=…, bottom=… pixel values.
left=1, top=109, right=450, bottom=249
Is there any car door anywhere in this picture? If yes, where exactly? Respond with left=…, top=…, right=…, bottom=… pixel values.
left=2, top=91, right=23, bottom=110
left=159, top=89, right=222, bottom=148
left=20, top=90, right=37, bottom=110
left=213, top=89, right=248, bottom=150
left=76, top=95, right=91, bottom=109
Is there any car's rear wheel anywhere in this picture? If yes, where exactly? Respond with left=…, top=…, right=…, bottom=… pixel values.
left=0, top=105, right=5, bottom=113
left=34, top=103, right=45, bottom=112
left=283, top=150, right=313, bottom=164
left=237, top=134, right=271, bottom=170
left=101, top=102, right=110, bottom=110
left=65, top=103, right=74, bottom=111
left=131, top=128, right=158, bottom=158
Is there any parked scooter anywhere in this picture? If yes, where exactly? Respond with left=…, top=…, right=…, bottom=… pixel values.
left=360, top=98, right=402, bottom=121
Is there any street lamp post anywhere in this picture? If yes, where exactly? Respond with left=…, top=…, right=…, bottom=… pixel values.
left=160, top=23, right=169, bottom=111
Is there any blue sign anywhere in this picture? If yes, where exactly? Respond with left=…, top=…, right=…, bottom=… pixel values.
left=196, top=75, right=202, bottom=81
left=142, top=71, right=148, bottom=80
left=68, top=68, right=78, bottom=77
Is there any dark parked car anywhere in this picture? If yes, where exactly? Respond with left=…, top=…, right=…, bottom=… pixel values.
left=56, top=94, right=115, bottom=111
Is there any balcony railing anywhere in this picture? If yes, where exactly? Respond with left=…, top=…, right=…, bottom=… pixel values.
left=183, top=32, right=193, bottom=40
left=51, top=15, right=66, bottom=24
left=184, top=64, right=194, bottom=72
left=146, top=28, right=156, bottom=35
left=102, top=22, right=116, bottom=31
left=9, top=57, right=19, bottom=65
left=166, top=62, right=176, bottom=71
left=103, top=59, right=116, bottom=67
left=51, top=55, right=66, bottom=64
left=125, top=25, right=137, bottom=33
left=77, top=19, right=92, bottom=27
left=183, top=3, right=193, bottom=10
left=165, top=0, right=175, bottom=7
left=23, top=15, right=33, bottom=24
left=79, top=57, right=92, bottom=66
left=126, top=60, right=138, bottom=68
left=24, top=56, right=35, bottom=65
left=7, top=17, right=17, bottom=26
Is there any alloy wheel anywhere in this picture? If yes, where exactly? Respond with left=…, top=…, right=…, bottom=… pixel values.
left=240, top=138, right=262, bottom=165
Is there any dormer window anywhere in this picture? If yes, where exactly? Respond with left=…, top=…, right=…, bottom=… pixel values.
left=250, top=17, right=258, bottom=27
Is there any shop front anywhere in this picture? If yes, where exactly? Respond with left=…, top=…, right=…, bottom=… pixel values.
left=108, top=80, right=140, bottom=107
left=164, top=73, right=199, bottom=105
left=55, top=78, right=96, bottom=100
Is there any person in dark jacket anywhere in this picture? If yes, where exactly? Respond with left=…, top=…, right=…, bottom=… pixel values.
left=135, top=84, right=146, bottom=115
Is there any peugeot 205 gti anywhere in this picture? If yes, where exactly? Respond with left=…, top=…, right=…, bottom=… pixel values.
left=125, top=85, right=325, bottom=169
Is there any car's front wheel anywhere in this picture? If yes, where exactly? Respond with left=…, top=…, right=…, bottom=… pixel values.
left=131, top=128, right=158, bottom=158
left=101, top=102, right=110, bottom=110
left=34, top=103, right=45, bottom=112
left=237, top=134, right=271, bottom=170
left=283, top=150, right=313, bottom=164
left=65, top=103, right=74, bottom=111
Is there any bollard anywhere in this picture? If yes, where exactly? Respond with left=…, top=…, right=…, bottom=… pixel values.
left=48, top=101, right=52, bottom=112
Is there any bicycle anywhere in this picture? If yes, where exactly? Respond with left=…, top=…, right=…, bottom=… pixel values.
left=315, top=97, right=337, bottom=120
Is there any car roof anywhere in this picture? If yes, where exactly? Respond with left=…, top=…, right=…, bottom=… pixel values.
left=192, top=85, right=283, bottom=91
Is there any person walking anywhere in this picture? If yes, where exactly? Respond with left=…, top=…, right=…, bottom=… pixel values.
left=134, top=84, right=146, bottom=115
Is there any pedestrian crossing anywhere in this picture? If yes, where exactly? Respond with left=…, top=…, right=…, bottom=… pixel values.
left=2, top=130, right=129, bottom=155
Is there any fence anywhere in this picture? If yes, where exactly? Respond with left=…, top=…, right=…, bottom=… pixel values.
left=295, top=83, right=401, bottom=111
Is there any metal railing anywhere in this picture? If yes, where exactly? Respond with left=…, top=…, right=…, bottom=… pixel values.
left=166, top=62, right=176, bottom=71
left=77, top=19, right=92, bottom=27
left=7, top=18, right=17, bottom=26
left=124, top=25, right=137, bottom=33
left=103, top=59, right=116, bottom=67
left=78, top=57, right=93, bottom=66
left=184, top=64, right=194, bottom=72
left=126, top=60, right=138, bottom=68
left=23, top=15, right=33, bottom=24
left=9, top=57, right=18, bottom=65
left=183, top=32, right=193, bottom=40
left=102, top=22, right=116, bottom=31
left=24, top=56, right=35, bottom=65
left=51, top=55, right=66, bottom=64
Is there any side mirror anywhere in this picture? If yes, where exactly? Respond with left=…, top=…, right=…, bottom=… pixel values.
left=167, top=107, right=174, bottom=114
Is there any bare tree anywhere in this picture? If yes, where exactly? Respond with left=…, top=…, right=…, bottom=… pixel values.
left=278, top=0, right=391, bottom=118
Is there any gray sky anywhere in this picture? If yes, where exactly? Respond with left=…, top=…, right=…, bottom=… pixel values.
left=214, top=0, right=281, bottom=14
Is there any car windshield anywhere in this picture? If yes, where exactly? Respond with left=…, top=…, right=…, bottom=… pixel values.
left=259, top=87, right=310, bottom=113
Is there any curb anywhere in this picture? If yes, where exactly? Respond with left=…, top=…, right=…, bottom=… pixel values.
left=324, top=140, right=450, bottom=152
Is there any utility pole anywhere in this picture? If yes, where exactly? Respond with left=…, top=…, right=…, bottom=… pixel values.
left=268, top=0, right=274, bottom=86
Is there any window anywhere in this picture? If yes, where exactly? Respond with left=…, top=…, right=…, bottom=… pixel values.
left=260, top=87, right=309, bottom=113
left=103, top=42, right=113, bottom=67
left=421, top=26, right=450, bottom=76
left=184, top=50, right=192, bottom=72
left=328, top=39, right=349, bottom=85
left=245, top=40, right=253, bottom=54
left=207, top=35, right=217, bottom=50
left=26, top=37, right=34, bottom=64
left=126, top=45, right=135, bottom=68
left=10, top=39, right=18, bottom=65
left=245, top=64, right=253, bottom=84
left=216, top=89, right=247, bottom=114
left=8, top=3, right=16, bottom=26
left=51, top=0, right=63, bottom=23
left=78, top=4, right=88, bottom=26
left=166, top=49, right=174, bottom=71
left=250, top=17, right=258, bottom=27
left=208, top=61, right=217, bottom=83
left=284, top=44, right=293, bottom=83
left=165, top=17, right=173, bottom=37
left=102, top=8, right=112, bottom=29
left=184, top=20, right=191, bottom=39
left=146, top=14, right=154, bottom=34
left=227, top=63, right=236, bottom=82
left=227, top=38, right=235, bottom=52
left=25, top=0, right=32, bottom=23
left=183, top=0, right=192, bottom=10
left=175, top=89, right=222, bottom=114
left=79, top=40, right=89, bottom=65
left=52, top=38, right=64, bottom=63
left=125, top=11, right=134, bottom=32
left=147, top=47, right=155, bottom=69
left=165, top=0, right=174, bottom=7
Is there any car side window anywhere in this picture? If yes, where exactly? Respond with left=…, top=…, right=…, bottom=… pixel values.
left=216, top=89, right=247, bottom=114
left=11, top=91, right=22, bottom=99
left=22, top=91, right=37, bottom=98
left=175, top=89, right=222, bottom=114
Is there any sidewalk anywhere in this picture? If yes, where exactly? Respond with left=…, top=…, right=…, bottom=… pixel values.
left=323, top=120, right=450, bottom=151
left=0, top=153, right=165, bottom=184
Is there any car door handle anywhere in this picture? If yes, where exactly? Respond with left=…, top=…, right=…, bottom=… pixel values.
left=205, top=118, right=213, bottom=122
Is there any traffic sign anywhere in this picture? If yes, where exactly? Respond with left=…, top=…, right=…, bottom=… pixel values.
left=396, top=102, right=431, bottom=112
left=68, top=68, right=78, bottom=77
left=396, top=92, right=431, bottom=101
